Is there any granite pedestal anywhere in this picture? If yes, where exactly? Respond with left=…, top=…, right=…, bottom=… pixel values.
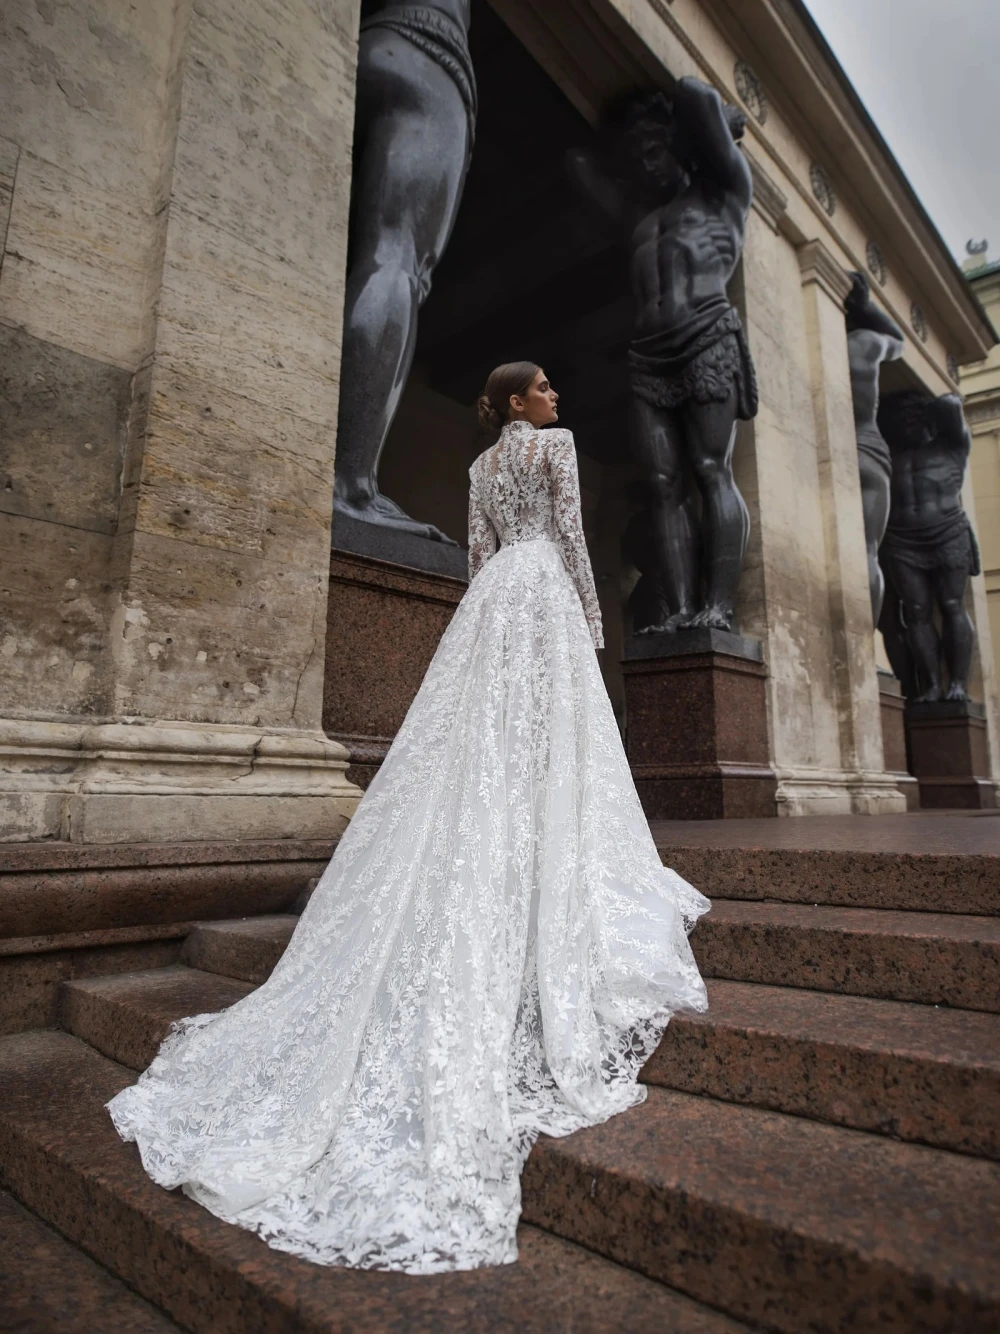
left=622, top=629, right=777, bottom=820
left=904, top=701, right=997, bottom=810
left=877, top=671, right=919, bottom=811
left=323, top=546, right=465, bottom=787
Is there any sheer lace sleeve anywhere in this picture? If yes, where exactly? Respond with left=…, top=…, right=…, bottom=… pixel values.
left=549, top=431, right=603, bottom=650
left=467, top=464, right=497, bottom=581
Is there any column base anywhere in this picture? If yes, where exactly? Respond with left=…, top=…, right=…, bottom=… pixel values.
left=774, top=770, right=910, bottom=816
left=0, top=718, right=363, bottom=843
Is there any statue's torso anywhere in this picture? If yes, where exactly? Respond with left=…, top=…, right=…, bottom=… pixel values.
left=630, top=184, right=745, bottom=335
left=888, top=444, right=966, bottom=528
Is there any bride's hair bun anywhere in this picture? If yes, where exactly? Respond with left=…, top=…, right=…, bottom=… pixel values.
left=477, top=361, right=541, bottom=432
left=477, top=394, right=505, bottom=431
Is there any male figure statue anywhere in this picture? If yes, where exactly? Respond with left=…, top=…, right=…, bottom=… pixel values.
left=570, top=78, right=758, bottom=631
left=333, top=0, right=475, bottom=544
left=843, top=270, right=905, bottom=624
left=878, top=392, right=980, bottom=702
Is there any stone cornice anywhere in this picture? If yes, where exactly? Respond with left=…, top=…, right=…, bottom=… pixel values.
left=691, top=0, right=995, bottom=361
left=797, top=239, right=851, bottom=305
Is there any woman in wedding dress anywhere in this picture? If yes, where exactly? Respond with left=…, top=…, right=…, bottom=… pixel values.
left=107, top=361, right=710, bottom=1275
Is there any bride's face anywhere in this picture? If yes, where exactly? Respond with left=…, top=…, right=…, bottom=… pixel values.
left=509, top=370, right=559, bottom=427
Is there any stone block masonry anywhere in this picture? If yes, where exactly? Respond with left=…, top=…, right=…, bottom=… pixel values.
left=0, top=0, right=364, bottom=840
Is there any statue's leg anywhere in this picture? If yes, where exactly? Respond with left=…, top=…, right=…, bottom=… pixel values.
left=933, top=564, right=975, bottom=700
left=334, top=29, right=471, bottom=542
left=680, top=386, right=748, bottom=630
left=629, top=396, right=698, bottom=630
left=892, top=561, right=943, bottom=702
left=858, top=450, right=891, bottom=626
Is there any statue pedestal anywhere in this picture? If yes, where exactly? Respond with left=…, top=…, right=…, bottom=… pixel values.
left=331, top=512, right=468, bottom=580
left=877, top=671, right=920, bottom=811
left=904, top=701, right=996, bottom=809
left=621, top=629, right=777, bottom=820
left=323, top=549, right=465, bottom=787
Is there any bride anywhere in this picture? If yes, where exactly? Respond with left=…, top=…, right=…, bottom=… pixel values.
left=107, top=361, right=710, bottom=1274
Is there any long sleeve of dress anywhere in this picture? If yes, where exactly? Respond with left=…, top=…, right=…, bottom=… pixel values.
left=550, top=432, right=604, bottom=650
left=467, top=466, right=497, bottom=582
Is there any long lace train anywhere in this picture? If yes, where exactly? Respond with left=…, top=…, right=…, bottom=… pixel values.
left=107, top=432, right=710, bottom=1275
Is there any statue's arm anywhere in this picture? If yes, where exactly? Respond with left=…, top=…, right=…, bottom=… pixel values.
left=844, top=271, right=905, bottom=349
left=467, top=467, right=497, bottom=581
left=672, top=77, right=751, bottom=205
left=565, top=146, right=626, bottom=227
left=933, top=393, right=972, bottom=461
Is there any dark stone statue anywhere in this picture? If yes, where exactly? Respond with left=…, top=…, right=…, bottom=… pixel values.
left=843, top=269, right=905, bottom=625
left=569, top=78, right=758, bottom=632
left=877, top=392, right=981, bottom=702
left=333, top=0, right=475, bottom=546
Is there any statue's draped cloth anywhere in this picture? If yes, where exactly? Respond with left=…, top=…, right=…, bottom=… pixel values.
left=881, top=507, right=981, bottom=574
left=628, top=300, right=758, bottom=421
left=360, top=5, right=477, bottom=153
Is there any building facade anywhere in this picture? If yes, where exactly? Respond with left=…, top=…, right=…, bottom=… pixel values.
left=962, top=251, right=1000, bottom=705
left=1, top=0, right=997, bottom=847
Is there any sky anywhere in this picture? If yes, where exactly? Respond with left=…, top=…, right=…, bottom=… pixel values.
left=804, top=0, right=999, bottom=265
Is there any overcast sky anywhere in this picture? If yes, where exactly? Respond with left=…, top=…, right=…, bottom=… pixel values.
left=804, top=0, right=999, bottom=264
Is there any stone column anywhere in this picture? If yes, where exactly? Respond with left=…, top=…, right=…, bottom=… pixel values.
left=0, top=0, right=363, bottom=842
left=735, top=175, right=905, bottom=813
left=797, top=240, right=904, bottom=812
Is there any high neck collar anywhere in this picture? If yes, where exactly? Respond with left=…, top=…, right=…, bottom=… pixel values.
left=500, top=418, right=536, bottom=439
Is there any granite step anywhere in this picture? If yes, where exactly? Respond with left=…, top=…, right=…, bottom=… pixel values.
left=0, top=1188, right=183, bottom=1333
left=643, top=978, right=1000, bottom=1158
left=0, top=1030, right=754, bottom=1334
left=521, top=1083, right=1000, bottom=1334
left=181, top=913, right=297, bottom=984
left=653, top=816, right=1000, bottom=916
left=59, top=965, right=254, bottom=1072
left=692, top=900, right=1000, bottom=1011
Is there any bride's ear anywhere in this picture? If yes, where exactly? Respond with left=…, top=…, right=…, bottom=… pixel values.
left=509, top=394, right=522, bottom=416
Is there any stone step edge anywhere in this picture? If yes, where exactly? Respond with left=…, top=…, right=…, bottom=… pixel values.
left=521, top=1085, right=1000, bottom=1334
left=644, top=981, right=1000, bottom=1160
left=657, top=845, right=1000, bottom=916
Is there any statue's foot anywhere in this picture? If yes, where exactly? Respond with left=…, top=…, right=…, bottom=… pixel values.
left=688, top=605, right=733, bottom=632
left=335, top=487, right=458, bottom=545
left=635, top=611, right=693, bottom=635
left=914, top=685, right=944, bottom=704
left=945, top=682, right=970, bottom=702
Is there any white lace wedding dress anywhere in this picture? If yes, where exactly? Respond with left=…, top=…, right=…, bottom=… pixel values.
left=107, top=418, right=710, bottom=1274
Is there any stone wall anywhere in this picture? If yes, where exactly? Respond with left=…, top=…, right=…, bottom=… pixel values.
left=0, top=0, right=364, bottom=841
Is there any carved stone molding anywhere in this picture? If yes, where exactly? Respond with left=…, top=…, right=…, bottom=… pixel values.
left=866, top=240, right=887, bottom=285
left=734, top=59, right=768, bottom=125
left=797, top=239, right=852, bottom=305
left=746, top=152, right=788, bottom=233
left=910, top=302, right=929, bottom=342
left=947, top=353, right=961, bottom=383
left=964, top=399, right=1000, bottom=427
left=809, top=162, right=836, bottom=216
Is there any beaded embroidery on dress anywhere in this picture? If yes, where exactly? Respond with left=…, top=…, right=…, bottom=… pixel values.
left=107, top=418, right=710, bottom=1274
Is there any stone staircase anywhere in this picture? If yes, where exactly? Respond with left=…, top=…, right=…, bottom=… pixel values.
left=1, top=829, right=999, bottom=1332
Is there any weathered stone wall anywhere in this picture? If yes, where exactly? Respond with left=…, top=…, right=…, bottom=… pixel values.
left=1, top=0, right=364, bottom=840
left=0, top=1, right=190, bottom=718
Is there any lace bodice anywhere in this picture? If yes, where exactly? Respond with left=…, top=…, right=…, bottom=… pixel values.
left=468, top=421, right=604, bottom=648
